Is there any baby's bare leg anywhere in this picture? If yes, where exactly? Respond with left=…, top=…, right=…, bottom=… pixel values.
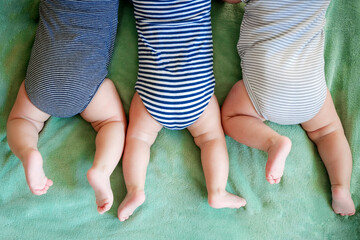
left=301, top=90, right=355, bottom=216
left=221, top=81, right=291, bottom=184
left=117, top=92, right=162, bottom=221
left=80, top=79, right=127, bottom=214
left=188, top=95, right=246, bottom=208
left=7, top=82, right=53, bottom=195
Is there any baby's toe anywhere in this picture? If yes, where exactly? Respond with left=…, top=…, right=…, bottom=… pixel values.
left=266, top=176, right=275, bottom=184
left=33, top=188, right=46, bottom=195
left=97, top=201, right=112, bottom=214
left=46, top=179, right=53, bottom=186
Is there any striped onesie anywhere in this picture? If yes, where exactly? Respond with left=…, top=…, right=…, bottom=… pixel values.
left=238, top=0, right=330, bottom=125
left=25, top=0, right=118, bottom=118
left=133, top=0, right=215, bottom=130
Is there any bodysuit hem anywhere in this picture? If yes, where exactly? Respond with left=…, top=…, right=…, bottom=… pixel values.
left=135, top=88, right=215, bottom=130
left=241, top=62, right=265, bottom=120
left=241, top=60, right=327, bottom=125
left=25, top=76, right=106, bottom=118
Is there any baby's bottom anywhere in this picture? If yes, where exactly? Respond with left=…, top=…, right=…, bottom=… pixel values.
left=117, top=93, right=246, bottom=221
left=7, top=79, right=126, bottom=214
left=221, top=80, right=355, bottom=216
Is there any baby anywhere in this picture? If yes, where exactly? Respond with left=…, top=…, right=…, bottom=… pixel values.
left=117, top=0, right=246, bottom=221
left=6, top=0, right=126, bottom=214
left=221, top=0, right=355, bottom=215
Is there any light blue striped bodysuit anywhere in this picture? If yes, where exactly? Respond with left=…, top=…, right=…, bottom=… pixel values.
left=25, top=0, right=118, bottom=118
left=238, top=0, right=330, bottom=125
left=133, top=0, right=215, bottom=130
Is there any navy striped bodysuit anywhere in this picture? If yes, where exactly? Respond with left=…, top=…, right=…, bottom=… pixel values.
left=25, top=0, right=118, bottom=118
left=133, top=0, right=215, bottom=130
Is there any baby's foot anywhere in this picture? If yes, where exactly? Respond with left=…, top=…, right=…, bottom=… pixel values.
left=22, top=149, right=53, bottom=195
left=265, top=136, right=292, bottom=184
left=208, top=191, right=247, bottom=209
left=331, top=185, right=355, bottom=216
left=87, top=168, right=114, bottom=214
left=118, top=190, right=145, bottom=222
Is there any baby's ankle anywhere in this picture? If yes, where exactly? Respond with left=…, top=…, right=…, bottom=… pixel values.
left=266, top=135, right=291, bottom=152
left=208, top=188, right=226, bottom=198
left=265, top=136, right=280, bottom=152
left=88, top=165, right=111, bottom=177
left=331, top=184, right=350, bottom=192
left=126, top=186, right=145, bottom=195
left=20, top=148, right=42, bottom=166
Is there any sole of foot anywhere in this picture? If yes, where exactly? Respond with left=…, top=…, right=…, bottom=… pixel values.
left=118, top=191, right=146, bottom=221
left=208, top=191, right=247, bottom=209
left=332, top=186, right=355, bottom=216
left=22, top=149, right=53, bottom=195
left=87, top=168, right=114, bottom=214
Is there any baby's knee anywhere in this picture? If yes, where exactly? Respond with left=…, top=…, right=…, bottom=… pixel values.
left=92, top=115, right=126, bottom=133
left=220, top=98, right=239, bottom=134
left=220, top=105, right=231, bottom=125
left=8, top=82, right=49, bottom=131
left=306, top=121, right=343, bottom=143
left=127, top=128, right=158, bottom=147
left=220, top=93, right=235, bottom=124
left=194, top=130, right=224, bottom=149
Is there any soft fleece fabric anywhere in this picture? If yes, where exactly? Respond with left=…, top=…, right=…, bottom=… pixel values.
left=0, top=0, right=359, bottom=239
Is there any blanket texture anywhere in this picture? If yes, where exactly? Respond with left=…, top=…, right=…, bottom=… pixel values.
left=0, top=0, right=359, bottom=239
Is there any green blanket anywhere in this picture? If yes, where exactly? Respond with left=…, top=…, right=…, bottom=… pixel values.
left=1, top=0, right=359, bottom=239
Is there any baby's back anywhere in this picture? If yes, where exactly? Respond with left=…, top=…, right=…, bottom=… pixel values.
left=238, top=0, right=330, bottom=125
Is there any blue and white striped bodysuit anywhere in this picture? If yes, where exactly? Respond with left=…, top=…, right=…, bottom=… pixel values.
left=133, top=0, right=215, bottom=130
left=24, top=0, right=118, bottom=118
left=238, top=0, right=330, bottom=125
